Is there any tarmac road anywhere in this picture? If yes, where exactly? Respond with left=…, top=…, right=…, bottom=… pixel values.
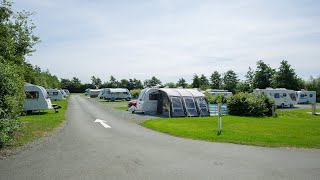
left=0, top=95, right=319, bottom=180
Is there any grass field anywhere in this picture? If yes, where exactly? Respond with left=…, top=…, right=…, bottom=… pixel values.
left=113, top=106, right=128, bottom=111
left=8, top=98, right=69, bottom=147
left=141, top=109, right=320, bottom=148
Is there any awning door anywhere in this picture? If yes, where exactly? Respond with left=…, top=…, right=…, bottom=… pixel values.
left=196, top=97, right=209, bottom=116
left=183, top=97, right=198, bottom=117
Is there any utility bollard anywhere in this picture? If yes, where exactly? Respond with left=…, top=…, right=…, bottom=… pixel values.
left=217, top=103, right=222, bottom=135
left=272, top=105, right=276, bottom=118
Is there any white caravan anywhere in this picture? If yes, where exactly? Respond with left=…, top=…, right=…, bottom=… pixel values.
left=47, top=89, right=65, bottom=101
left=296, top=90, right=316, bottom=104
left=59, top=89, right=67, bottom=97
left=24, top=83, right=53, bottom=111
left=132, top=88, right=210, bottom=117
left=253, top=88, right=297, bottom=108
left=206, top=89, right=233, bottom=96
left=63, top=89, right=70, bottom=95
left=100, top=88, right=131, bottom=101
left=85, top=89, right=101, bottom=98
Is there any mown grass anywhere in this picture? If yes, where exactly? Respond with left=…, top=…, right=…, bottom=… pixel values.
left=8, top=98, right=69, bottom=147
left=141, top=109, right=320, bottom=148
left=113, top=106, right=128, bottom=111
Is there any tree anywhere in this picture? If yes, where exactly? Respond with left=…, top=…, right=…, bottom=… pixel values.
left=192, top=74, right=200, bottom=88
left=164, top=82, right=176, bottom=88
left=305, top=76, right=320, bottom=102
left=177, top=78, right=187, bottom=88
left=108, top=75, right=118, bottom=88
left=245, top=67, right=254, bottom=89
left=91, top=76, right=102, bottom=89
left=119, top=79, right=130, bottom=89
left=223, top=70, right=239, bottom=93
left=144, top=76, right=161, bottom=87
left=253, top=60, right=275, bottom=89
left=210, top=71, right=221, bottom=89
left=271, top=60, right=301, bottom=90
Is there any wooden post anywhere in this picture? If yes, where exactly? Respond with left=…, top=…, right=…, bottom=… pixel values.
left=312, top=103, right=316, bottom=115
left=272, top=105, right=276, bottom=118
left=217, top=103, right=222, bottom=135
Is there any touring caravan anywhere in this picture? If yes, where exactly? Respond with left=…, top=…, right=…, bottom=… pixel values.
left=85, top=89, right=101, bottom=98
left=253, top=88, right=297, bottom=108
left=63, top=89, right=70, bottom=95
left=100, top=88, right=131, bottom=101
left=59, top=89, right=68, bottom=98
left=296, top=90, right=316, bottom=104
left=24, top=83, right=53, bottom=111
left=206, top=89, right=233, bottom=96
left=131, top=88, right=210, bottom=117
left=47, top=89, right=65, bottom=101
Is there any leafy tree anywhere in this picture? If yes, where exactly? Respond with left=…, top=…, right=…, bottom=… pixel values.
left=245, top=67, right=254, bottom=90
left=223, top=70, right=238, bottom=93
left=199, top=74, right=209, bottom=87
left=119, top=79, right=130, bottom=89
left=305, top=76, right=320, bottom=102
left=129, top=78, right=143, bottom=90
left=164, top=82, right=176, bottom=88
left=210, top=71, right=221, bottom=89
left=192, top=74, right=200, bottom=88
left=91, top=76, right=102, bottom=89
left=144, top=76, right=161, bottom=87
left=235, top=81, right=251, bottom=93
left=253, top=60, right=275, bottom=89
left=271, top=60, right=301, bottom=90
left=108, top=75, right=118, bottom=88
left=71, top=77, right=82, bottom=88
left=177, top=78, right=187, bottom=88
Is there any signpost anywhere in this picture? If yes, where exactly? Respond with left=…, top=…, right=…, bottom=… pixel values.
left=217, top=103, right=222, bottom=135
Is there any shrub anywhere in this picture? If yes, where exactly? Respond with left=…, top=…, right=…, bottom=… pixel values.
left=227, top=92, right=274, bottom=117
left=0, top=62, right=24, bottom=146
left=130, top=89, right=142, bottom=98
left=205, top=92, right=228, bottom=104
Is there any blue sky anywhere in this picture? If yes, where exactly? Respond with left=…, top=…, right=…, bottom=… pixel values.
left=14, top=0, right=320, bottom=83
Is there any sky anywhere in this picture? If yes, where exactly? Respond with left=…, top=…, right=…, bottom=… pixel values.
left=14, top=0, right=320, bottom=84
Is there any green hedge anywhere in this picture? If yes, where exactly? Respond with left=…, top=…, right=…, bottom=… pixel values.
left=205, top=92, right=228, bottom=104
left=227, top=92, right=274, bottom=117
left=0, top=62, right=24, bottom=146
left=130, top=89, right=142, bottom=98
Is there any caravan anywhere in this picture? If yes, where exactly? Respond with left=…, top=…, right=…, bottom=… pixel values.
left=131, top=88, right=210, bottom=117
left=24, top=83, right=53, bottom=111
left=100, top=88, right=131, bottom=101
left=47, top=89, right=65, bottom=101
left=296, top=90, right=316, bottom=104
left=206, top=89, right=233, bottom=97
left=253, top=88, right=297, bottom=108
left=85, top=89, right=101, bottom=98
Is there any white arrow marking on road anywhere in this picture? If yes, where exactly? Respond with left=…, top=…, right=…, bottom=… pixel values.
left=94, top=119, right=111, bottom=128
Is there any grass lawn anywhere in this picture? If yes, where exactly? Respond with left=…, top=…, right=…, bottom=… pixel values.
left=8, top=98, right=69, bottom=147
left=141, top=109, right=320, bottom=148
left=113, top=106, right=128, bottom=111
left=100, top=100, right=129, bottom=105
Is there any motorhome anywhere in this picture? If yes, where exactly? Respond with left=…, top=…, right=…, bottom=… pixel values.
left=296, top=90, right=316, bottom=104
left=130, top=88, right=210, bottom=117
left=253, top=88, right=297, bottom=108
left=24, top=83, right=53, bottom=112
left=100, top=88, right=131, bottom=101
left=47, top=89, right=65, bottom=101
left=206, top=89, right=233, bottom=96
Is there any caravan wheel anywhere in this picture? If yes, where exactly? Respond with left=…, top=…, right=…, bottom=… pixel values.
left=280, top=103, right=285, bottom=108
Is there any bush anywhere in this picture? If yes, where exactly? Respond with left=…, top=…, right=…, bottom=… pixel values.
left=227, top=92, right=274, bottom=117
left=0, top=62, right=24, bottom=146
left=205, top=92, right=228, bottom=104
left=130, top=89, right=142, bottom=98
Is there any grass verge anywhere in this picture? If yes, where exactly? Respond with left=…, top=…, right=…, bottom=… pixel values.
left=113, top=106, right=128, bottom=111
left=141, top=109, right=320, bottom=148
left=8, top=98, right=69, bottom=148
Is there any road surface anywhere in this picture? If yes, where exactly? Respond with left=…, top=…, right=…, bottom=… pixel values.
left=0, top=95, right=319, bottom=180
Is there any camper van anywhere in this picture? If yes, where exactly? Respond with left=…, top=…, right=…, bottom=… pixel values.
left=47, top=89, right=65, bottom=101
left=24, top=83, right=53, bottom=111
left=206, top=89, right=233, bottom=96
left=253, top=88, right=297, bottom=108
left=296, top=90, right=316, bottom=104
left=100, top=88, right=131, bottom=101
left=131, top=88, right=210, bottom=117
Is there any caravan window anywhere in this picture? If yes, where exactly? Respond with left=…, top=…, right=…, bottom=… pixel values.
left=149, top=94, right=159, bottom=100
left=26, top=91, right=39, bottom=99
left=171, top=97, right=183, bottom=111
left=310, top=94, right=313, bottom=97
left=53, top=92, right=58, bottom=96
left=289, top=93, right=296, bottom=101
left=282, top=93, right=287, bottom=97
left=274, top=93, right=280, bottom=98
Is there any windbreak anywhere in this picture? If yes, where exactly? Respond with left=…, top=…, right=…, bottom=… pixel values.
left=184, top=98, right=198, bottom=116
left=195, top=97, right=209, bottom=116
left=170, top=97, right=185, bottom=117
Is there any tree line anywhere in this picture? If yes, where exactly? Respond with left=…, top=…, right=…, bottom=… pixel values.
left=0, top=0, right=60, bottom=146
